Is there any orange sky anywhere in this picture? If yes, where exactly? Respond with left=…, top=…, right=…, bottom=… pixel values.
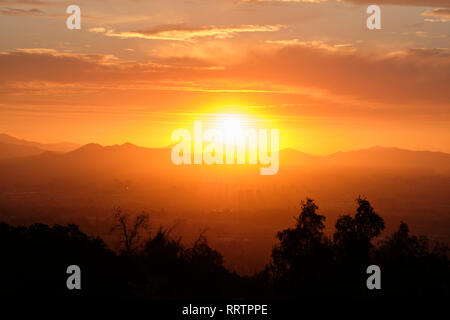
left=0, top=0, right=449, bottom=154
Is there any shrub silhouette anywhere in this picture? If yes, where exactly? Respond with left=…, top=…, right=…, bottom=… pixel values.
left=0, top=222, right=125, bottom=298
left=0, top=197, right=448, bottom=299
left=115, top=217, right=239, bottom=299
left=375, top=222, right=449, bottom=297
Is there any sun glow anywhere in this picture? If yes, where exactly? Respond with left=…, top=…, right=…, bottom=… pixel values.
left=170, top=117, right=280, bottom=175
left=220, top=116, right=245, bottom=143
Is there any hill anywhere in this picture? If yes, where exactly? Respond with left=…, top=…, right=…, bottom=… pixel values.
left=0, top=142, right=44, bottom=160
left=0, top=133, right=79, bottom=153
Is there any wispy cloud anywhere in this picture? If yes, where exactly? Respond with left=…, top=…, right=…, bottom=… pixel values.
left=89, top=24, right=284, bottom=41
left=422, top=8, right=450, bottom=22
left=344, top=0, right=450, bottom=7
left=240, top=0, right=449, bottom=7
left=0, top=0, right=52, bottom=4
left=1, top=45, right=449, bottom=110
left=88, top=27, right=106, bottom=33
left=266, top=39, right=356, bottom=51
left=241, top=0, right=327, bottom=2
left=0, top=6, right=45, bottom=16
left=402, top=31, right=447, bottom=38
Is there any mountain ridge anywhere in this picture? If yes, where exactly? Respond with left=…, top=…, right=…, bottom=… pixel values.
left=1, top=133, right=449, bottom=172
left=0, top=133, right=80, bottom=153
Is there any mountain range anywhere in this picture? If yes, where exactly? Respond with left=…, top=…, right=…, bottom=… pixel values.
left=0, top=134, right=80, bottom=157
left=0, top=134, right=449, bottom=172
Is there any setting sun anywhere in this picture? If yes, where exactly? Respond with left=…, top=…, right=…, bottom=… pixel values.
left=220, top=116, right=244, bottom=142
left=221, top=116, right=242, bottom=133
left=0, top=0, right=449, bottom=305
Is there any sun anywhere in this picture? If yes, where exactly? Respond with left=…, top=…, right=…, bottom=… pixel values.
left=221, top=116, right=242, bottom=133
left=219, top=116, right=245, bottom=142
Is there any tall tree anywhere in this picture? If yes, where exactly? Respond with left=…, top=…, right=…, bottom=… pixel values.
left=268, top=198, right=334, bottom=296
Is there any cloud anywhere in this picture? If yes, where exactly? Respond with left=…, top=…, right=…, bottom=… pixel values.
left=422, top=8, right=450, bottom=22
left=88, top=27, right=106, bottom=33
left=266, top=39, right=356, bottom=51
left=90, top=24, right=283, bottom=41
left=226, top=44, right=450, bottom=107
left=0, top=45, right=449, bottom=112
left=344, top=0, right=450, bottom=7
left=15, top=48, right=57, bottom=54
left=0, top=49, right=221, bottom=86
left=0, top=0, right=51, bottom=4
left=241, top=0, right=449, bottom=7
left=0, top=6, right=45, bottom=16
left=402, top=31, right=447, bottom=38
left=241, top=0, right=327, bottom=2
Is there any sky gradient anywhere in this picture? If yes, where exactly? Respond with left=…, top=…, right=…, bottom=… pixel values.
left=0, top=0, right=449, bottom=154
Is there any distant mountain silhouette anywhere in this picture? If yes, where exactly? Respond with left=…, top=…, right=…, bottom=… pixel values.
left=43, top=142, right=450, bottom=168
left=0, top=133, right=80, bottom=153
left=1, top=140, right=449, bottom=174
left=69, top=142, right=162, bottom=155
left=0, top=142, right=44, bottom=160
left=276, top=148, right=318, bottom=166
left=282, top=146, right=450, bottom=172
left=0, top=140, right=448, bottom=201
left=64, top=142, right=170, bottom=166
left=324, top=146, right=450, bottom=169
left=0, top=142, right=173, bottom=190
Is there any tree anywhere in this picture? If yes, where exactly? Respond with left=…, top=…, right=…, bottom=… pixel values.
left=185, top=233, right=224, bottom=271
left=334, top=196, right=385, bottom=265
left=0, top=221, right=124, bottom=298
left=332, top=197, right=385, bottom=296
left=377, top=222, right=428, bottom=258
left=268, top=198, right=334, bottom=296
left=111, top=207, right=149, bottom=254
left=375, top=222, right=449, bottom=297
left=144, top=226, right=183, bottom=266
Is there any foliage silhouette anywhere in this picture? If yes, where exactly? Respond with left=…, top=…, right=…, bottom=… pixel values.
left=265, top=198, right=335, bottom=297
left=332, top=196, right=386, bottom=295
left=0, top=197, right=448, bottom=299
left=111, top=206, right=149, bottom=254
left=0, top=222, right=124, bottom=298
left=375, top=221, right=449, bottom=297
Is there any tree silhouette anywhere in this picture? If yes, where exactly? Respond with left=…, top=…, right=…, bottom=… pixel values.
left=0, top=221, right=127, bottom=298
left=334, top=196, right=385, bottom=265
left=267, top=198, right=335, bottom=297
left=111, top=207, right=149, bottom=254
left=0, top=197, right=448, bottom=300
left=375, top=221, right=449, bottom=297
left=185, top=233, right=224, bottom=270
left=332, top=196, right=385, bottom=295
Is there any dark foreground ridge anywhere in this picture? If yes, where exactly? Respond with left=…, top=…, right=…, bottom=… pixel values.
left=0, top=197, right=448, bottom=300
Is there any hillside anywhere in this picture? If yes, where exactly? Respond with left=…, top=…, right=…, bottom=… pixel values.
left=0, top=134, right=79, bottom=153
left=0, top=142, right=44, bottom=160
